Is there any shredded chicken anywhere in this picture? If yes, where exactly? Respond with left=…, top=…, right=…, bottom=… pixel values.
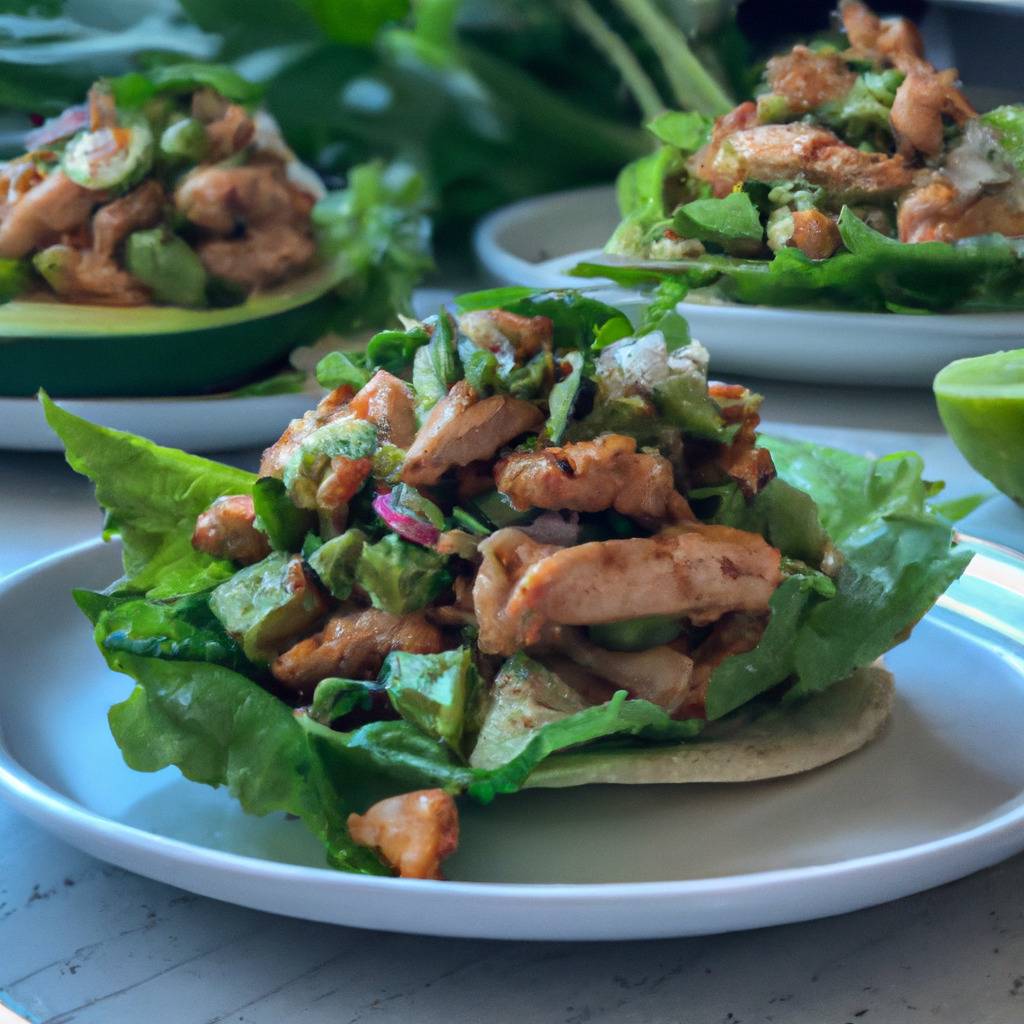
left=763, top=45, right=856, bottom=114
left=679, top=612, right=770, bottom=719
left=0, top=171, right=99, bottom=259
left=36, top=245, right=150, bottom=306
left=349, top=369, right=417, bottom=448
left=898, top=177, right=1024, bottom=243
left=890, top=69, right=975, bottom=159
left=840, top=0, right=926, bottom=73
left=192, top=494, right=271, bottom=565
left=91, top=179, right=164, bottom=258
left=479, top=524, right=783, bottom=655
left=789, top=208, right=842, bottom=260
left=704, top=123, right=913, bottom=201
left=176, top=163, right=315, bottom=288
left=550, top=631, right=696, bottom=716
left=204, top=103, right=256, bottom=161
left=495, top=434, right=693, bottom=524
left=689, top=101, right=759, bottom=199
left=197, top=223, right=316, bottom=290
left=314, top=457, right=374, bottom=523
left=271, top=609, right=444, bottom=691
left=260, top=386, right=355, bottom=478
left=474, top=528, right=564, bottom=656
left=401, top=381, right=544, bottom=487
left=348, top=789, right=459, bottom=880
left=175, top=164, right=304, bottom=235
left=697, top=383, right=777, bottom=499
left=458, top=309, right=553, bottom=363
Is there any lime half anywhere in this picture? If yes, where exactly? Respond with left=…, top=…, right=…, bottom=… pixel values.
left=934, top=349, right=1024, bottom=505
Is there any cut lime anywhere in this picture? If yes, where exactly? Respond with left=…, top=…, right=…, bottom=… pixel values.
left=933, top=349, right=1024, bottom=505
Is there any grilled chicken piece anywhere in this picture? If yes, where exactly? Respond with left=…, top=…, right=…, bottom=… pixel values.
left=898, top=178, right=1024, bottom=243
left=271, top=608, right=444, bottom=691
left=789, top=208, right=842, bottom=260
left=690, top=101, right=759, bottom=198
left=474, top=528, right=564, bottom=655
left=840, top=1, right=926, bottom=73
left=314, top=457, right=374, bottom=524
left=260, top=386, right=354, bottom=478
left=176, top=165, right=288, bottom=235
left=349, top=369, right=417, bottom=448
left=203, top=102, right=255, bottom=161
left=458, top=309, right=553, bottom=363
left=35, top=245, right=150, bottom=305
left=0, top=171, right=99, bottom=259
left=495, top=434, right=693, bottom=523
left=700, top=383, right=777, bottom=500
left=679, top=612, right=769, bottom=719
left=763, top=45, right=856, bottom=114
left=890, top=69, right=975, bottom=158
left=197, top=222, right=316, bottom=289
left=91, top=179, right=165, bottom=257
left=192, top=494, right=270, bottom=565
left=348, top=789, right=459, bottom=880
left=401, top=381, right=544, bottom=487
left=705, top=123, right=913, bottom=201
left=480, top=525, right=782, bottom=655
left=551, top=631, right=696, bottom=716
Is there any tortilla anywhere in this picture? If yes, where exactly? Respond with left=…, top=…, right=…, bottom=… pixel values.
left=522, top=661, right=894, bottom=788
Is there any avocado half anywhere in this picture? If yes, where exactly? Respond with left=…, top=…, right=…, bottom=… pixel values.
left=0, top=262, right=345, bottom=398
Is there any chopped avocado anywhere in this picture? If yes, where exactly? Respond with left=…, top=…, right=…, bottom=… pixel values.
left=62, top=115, right=154, bottom=191
left=380, top=646, right=479, bottom=753
left=308, top=529, right=366, bottom=599
left=356, top=534, right=450, bottom=614
left=32, top=245, right=75, bottom=294
left=209, top=552, right=326, bottom=663
left=464, top=488, right=532, bottom=529
left=588, top=615, right=683, bottom=652
left=124, top=228, right=208, bottom=308
left=159, top=117, right=208, bottom=163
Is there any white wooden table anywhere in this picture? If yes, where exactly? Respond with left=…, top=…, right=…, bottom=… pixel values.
left=3, top=378, right=1023, bottom=1024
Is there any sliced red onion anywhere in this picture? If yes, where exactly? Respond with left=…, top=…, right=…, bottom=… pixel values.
left=25, top=105, right=88, bottom=151
left=520, top=511, right=580, bottom=547
left=373, top=491, right=440, bottom=547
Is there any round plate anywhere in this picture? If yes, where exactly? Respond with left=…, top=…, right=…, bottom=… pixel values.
left=474, top=186, right=1024, bottom=387
left=1, top=536, right=1023, bottom=940
left=1, top=390, right=318, bottom=453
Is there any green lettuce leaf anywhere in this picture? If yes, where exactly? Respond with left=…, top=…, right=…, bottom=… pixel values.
left=104, top=651, right=386, bottom=874
left=454, top=288, right=627, bottom=354
left=703, top=436, right=972, bottom=719
left=646, top=110, right=712, bottom=151
left=75, top=588, right=254, bottom=674
left=673, top=192, right=764, bottom=248
left=42, top=394, right=257, bottom=598
left=578, top=207, right=1024, bottom=312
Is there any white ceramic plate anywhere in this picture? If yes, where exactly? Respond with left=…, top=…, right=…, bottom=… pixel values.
left=474, top=186, right=1024, bottom=387
left=0, top=391, right=320, bottom=454
left=1, top=537, right=1023, bottom=940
